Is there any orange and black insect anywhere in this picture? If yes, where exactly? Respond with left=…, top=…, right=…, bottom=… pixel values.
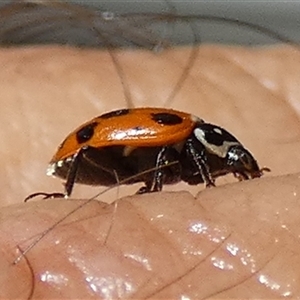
left=27, top=107, right=268, bottom=200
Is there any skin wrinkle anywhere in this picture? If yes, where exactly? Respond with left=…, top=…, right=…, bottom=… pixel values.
left=184, top=57, right=245, bottom=123
left=226, top=53, right=280, bottom=99
left=202, top=58, right=268, bottom=106
left=227, top=48, right=300, bottom=126
left=80, top=242, right=136, bottom=297
left=227, top=52, right=300, bottom=128
left=127, top=193, right=234, bottom=298
left=114, top=211, right=174, bottom=297
left=13, top=200, right=109, bottom=264
left=107, top=197, right=186, bottom=289
left=1, top=45, right=300, bottom=298
left=7, top=180, right=300, bottom=298
left=204, top=254, right=277, bottom=299
left=102, top=192, right=225, bottom=298
left=123, top=198, right=182, bottom=257
left=101, top=203, right=179, bottom=298
left=194, top=179, right=298, bottom=298
left=143, top=233, right=232, bottom=299
left=103, top=199, right=138, bottom=248
left=228, top=48, right=300, bottom=96
left=202, top=214, right=273, bottom=298
left=198, top=63, right=300, bottom=150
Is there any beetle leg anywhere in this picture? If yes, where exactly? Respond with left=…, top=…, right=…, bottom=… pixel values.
left=136, top=147, right=168, bottom=194
left=151, top=146, right=168, bottom=192
left=25, top=147, right=86, bottom=202
left=64, top=147, right=86, bottom=197
left=185, top=139, right=215, bottom=187
left=234, top=166, right=270, bottom=182
left=136, top=182, right=152, bottom=194
left=24, top=192, right=66, bottom=202
left=233, top=172, right=249, bottom=181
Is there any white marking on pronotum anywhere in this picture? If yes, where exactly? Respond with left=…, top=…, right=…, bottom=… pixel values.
left=213, top=128, right=223, bottom=135
left=193, top=127, right=239, bottom=158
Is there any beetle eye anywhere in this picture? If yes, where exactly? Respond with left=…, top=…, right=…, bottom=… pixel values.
left=227, top=146, right=259, bottom=172
left=76, top=122, right=97, bottom=144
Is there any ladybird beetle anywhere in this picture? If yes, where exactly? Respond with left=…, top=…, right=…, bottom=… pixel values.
left=29, top=107, right=268, bottom=199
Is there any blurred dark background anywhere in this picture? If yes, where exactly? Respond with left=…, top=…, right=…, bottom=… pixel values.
left=0, top=0, right=298, bottom=48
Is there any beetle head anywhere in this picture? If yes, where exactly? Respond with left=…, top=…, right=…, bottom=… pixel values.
left=226, top=145, right=265, bottom=179
left=193, top=123, right=269, bottom=180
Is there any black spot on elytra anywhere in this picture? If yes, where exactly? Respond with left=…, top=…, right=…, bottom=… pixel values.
left=76, top=122, right=98, bottom=144
left=100, top=109, right=130, bottom=119
left=200, top=124, right=238, bottom=146
left=151, top=112, right=183, bottom=125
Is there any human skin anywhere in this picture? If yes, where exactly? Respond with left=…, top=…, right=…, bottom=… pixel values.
left=1, top=45, right=300, bottom=298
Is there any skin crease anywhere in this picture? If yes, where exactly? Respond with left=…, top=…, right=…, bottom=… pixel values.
left=1, top=45, right=300, bottom=299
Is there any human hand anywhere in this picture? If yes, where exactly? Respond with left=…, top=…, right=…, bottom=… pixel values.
left=1, top=45, right=300, bottom=298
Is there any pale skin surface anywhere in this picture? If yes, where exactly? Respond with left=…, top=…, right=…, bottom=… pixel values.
left=1, top=45, right=300, bottom=299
